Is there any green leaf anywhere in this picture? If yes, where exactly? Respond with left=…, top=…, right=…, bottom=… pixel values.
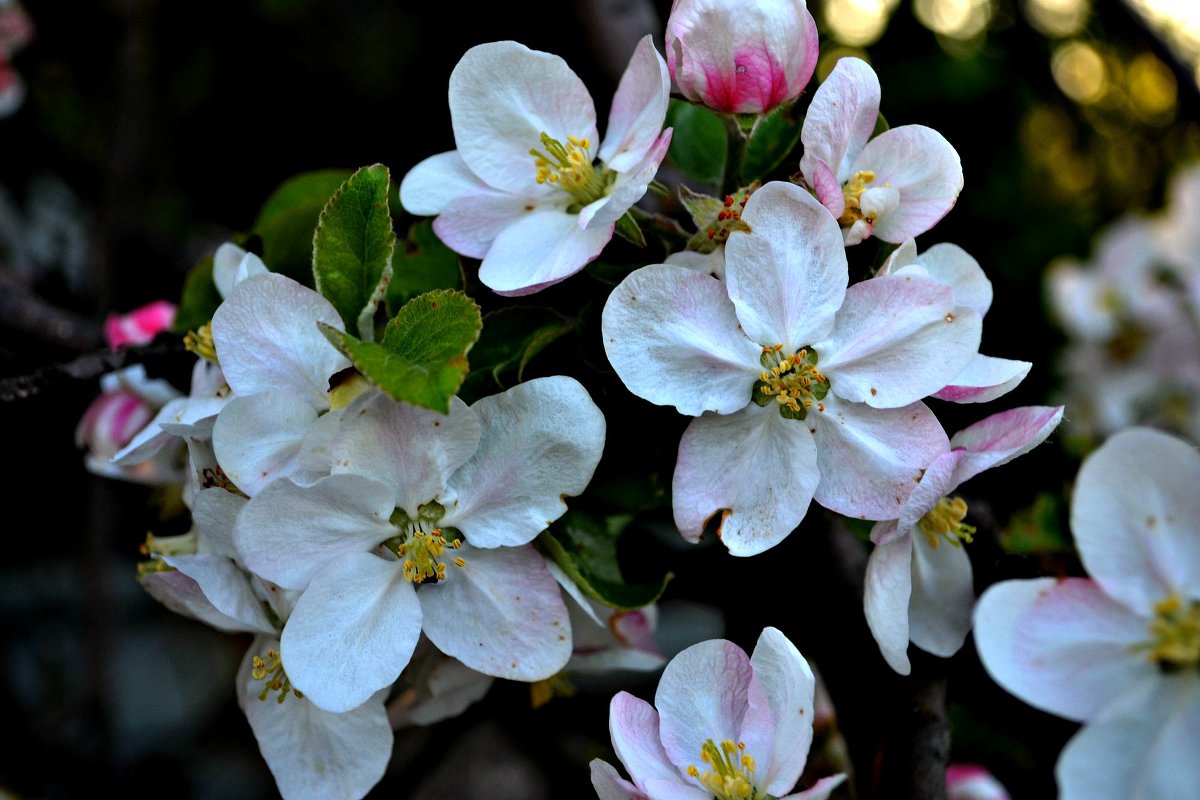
left=742, top=102, right=803, bottom=182
left=313, top=164, right=396, bottom=341
left=538, top=511, right=671, bottom=610
left=320, top=325, right=464, bottom=414
left=1001, top=492, right=1072, bottom=555
left=614, top=211, right=647, bottom=248
left=387, top=220, right=464, bottom=315
left=172, top=254, right=221, bottom=334
left=665, top=99, right=726, bottom=187
left=252, top=169, right=352, bottom=280
left=459, top=306, right=573, bottom=402
left=872, top=111, right=890, bottom=139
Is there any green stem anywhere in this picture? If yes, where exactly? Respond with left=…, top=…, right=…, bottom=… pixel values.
left=721, top=114, right=749, bottom=196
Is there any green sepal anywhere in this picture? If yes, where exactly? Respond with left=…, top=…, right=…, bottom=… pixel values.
left=842, top=516, right=875, bottom=543
left=537, top=511, right=671, bottom=611
left=742, top=101, right=803, bottom=183
left=386, top=220, right=464, bottom=316
left=252, top=169, right=353, bottom=280
left=678, top=185, right=724, bottom=230
left=665, top=99, right=726, bottom=186
left=459, top=306, right=573, bottom=404
left=733, top=112, right=759, bottom=137
left=312, top=164, right=396, bottom=341
left=172, top=254, right=221, bottom=334
left=615, top=211, right=648, bottom=248
left=779, top=404, right=806, bottom=421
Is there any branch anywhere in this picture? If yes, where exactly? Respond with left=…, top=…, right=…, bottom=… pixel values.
left=0, top=339, right=186, bottom=402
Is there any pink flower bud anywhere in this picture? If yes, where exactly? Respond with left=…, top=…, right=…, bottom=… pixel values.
left=104, top=300, right=176, bottom=348
left=75, top=390, right=156, bottom=460
left=947, top=764, right=1011, bottom=800
left=0, top=1, right=33, bottom=55
left=666, top=0, right=820, bottom=115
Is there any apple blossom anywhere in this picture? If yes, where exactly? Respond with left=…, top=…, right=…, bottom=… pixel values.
left=400, top=36, right=672, bottom=295
left=799, top=57, right=963, bottom=245
left=974, top=427, right=1200, bottom=800
left=864, top=405, right=1063, bottom=674
left=590, top=627, right=845, bottom=800
left=603, top=181, right=981, bottom=555
left=76, top=364, right=184, bottom=483
left=103, top=299, right=176, bottom=348
left=947, top=764, right=1010, bottom=800
left=665, top=0, right=819, bottom=115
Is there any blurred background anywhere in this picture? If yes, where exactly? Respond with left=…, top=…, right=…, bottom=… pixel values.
left=1, top=0, right=1197, bottom=797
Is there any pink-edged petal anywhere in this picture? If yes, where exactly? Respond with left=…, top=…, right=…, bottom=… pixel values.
left=212, top=391, right=318, bottom=496
left=973, top=578, right=1155, bottom=722
left=908, top=533, right=975, bottom=659
left=811, top=396, right=949, bottom=520
left=441, top=376, right=604, bottom=548
left=1072, top=427, right=1200, bottom=611
left=479, top=206, right=613, bottom=296
left=449, top=41, right=597, bottom=196
left=419, top=543, right=571, bottom=681
left=602, top=264, right=762, bottom=416
left=947, top=405, right=1064, bottom=488
left=282, top=551, right=421, bottom=713
left=211, top=273, right=348, bottom=408
left=1057, top=674, right=1200, bottom=800
left=810, top=160, right=844, bottom=218
left=609, top=692, right=689, bottom=791
left=164, top=554, right=276, bottom=636
left=851, top=125, right=963, bottom=243
left=332, top=392, right=480, bottom=518
left=865, top=521, right=915, bottom=675
left=917, top=243, right=992, bottom=315
left=583, top=130, right=672, bottom=228
left=235, top=474, right=397, bottom=591
left=898, top=449, right=961, bottom=531
left=591, top=759, right=652, bottom=800
left=933, top=355, right=1032, bottom=404
left=673, top=405, right=819, bottom=556
left=781, top=774, right=849, bottom=800
left=799, top=57, right=880, bottom=184
left=239, top=643, right=393, bottom=800
left=665, top=246, right=726, bottom=280
left=435, top=192, right=536, bottom=259
left=815, top=274, right=981, bottom=408
left=399, top=150, right=492, bottom=216
left=600, top=35, right=671, bottom=173
left=140, top=567, right=262, bottom=635
left=724, top=181, right=848, bottom=352
left=655, top=639, right=755, bottom=770
left=751, top=627, right=816, bottom=795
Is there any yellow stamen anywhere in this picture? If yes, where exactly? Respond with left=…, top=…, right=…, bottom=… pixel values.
left=838, top=169, right=877, bottom=227
left=184, top=323, right=219, bottom=363
left=529, top=132, right=612, bottom=206
left=752, top=345, right=830, bottom=420
left=917, top=496, right=975, bottom=549
left=1140, top=595, right=1200, bottom=670
left=252, top=648, right=304, bottom=704
left=689, top=739, right=761, bottom=800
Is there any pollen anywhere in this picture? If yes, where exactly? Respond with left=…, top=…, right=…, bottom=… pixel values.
left=917, top=496, right=975, bottom=549
left=1140, top=595, right=1200, bottom=671
left=184, top=322, right=219, bottom=364
left=252, top=648, right=304, bottom=704
left=688, top=738, right=762, bottom=800
left=837, top=169, right=876, bottom=227
left=751, top=344, right=830, bottom=421
left=530, top=132, right=612, bottom=207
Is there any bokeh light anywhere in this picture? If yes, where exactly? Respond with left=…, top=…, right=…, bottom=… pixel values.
left=913, top=0, right=995, bottom=40
left=1023, top=0, right=1091, bottom=38
left=1051, top=40, right=1107, bottom=104
left=823, top=0, right=900, bottom=46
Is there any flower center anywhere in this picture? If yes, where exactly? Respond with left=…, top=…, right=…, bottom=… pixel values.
left=184, top=322, right=218, bottom=363
left=686, top=739, right=763, bottom=800
left=751, top=344, right=830, bottom=420
left=530, top=132, right=613, bottom=208
left=252, top=647, right=304, bottom=703
left=1141, top=595, right=1200, bottom=671
left=917, top=496, right=976, bottom=548
left=387, top=501, right=466, bottom=584
left=837, top=169, right=877, bottom=227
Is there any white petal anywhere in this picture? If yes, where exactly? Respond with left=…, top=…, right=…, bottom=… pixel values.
left=583, top=130, right=672, bottom=228
left=609, top=692, right=688, bottom=791
left=449, top=41, right=597, bottom=196
left=109, top=397, right=185, bottom=466
left=864, top=521, right=915, bottom=674
left=479, top=206, right=613, bottom=295
left=282, top=552, right=421, bottom=713
left=332, top=392, right=480, bottom=518
left=419, top=544, right=571, bottom=681
left=815, top=274, right=981, bottom=408
left=724, top=182, right=848, bottom=352
left=947, top=405, right=1064, bottom=488
left=235, top=474, right=396, bottom=591
left=590, top=759, right=650, bottom=800
left=441, top=376, right=605, bottom=548
left=908, top=532, right=975, bottom=658
left=973, top=578, right=1155, bottom=722
left=399, top=150, right=491, bottom=216
left=751, top=627, right=816, bottom=795
left=600, top=35, right=671, bottom=173
left=602, top=264, right=761, bottom=416
left=164, top=554, right=276, bottom=635
left=191, top=487, right=245, bottom=559
left=212, top=392, right=318, bottom=496
left=655, top=638, right=754, bottom=772
left=898, top=449, right=960, bottom=533
left=1072, top=427, right=1200, bottom=612
left=799, top=57, right=879, bottom=184
left=399, top=656, right=494, bottom=727
left=435, top=192, right=536, bottom=259
left=852, top=125, right=963, bottom=243
left=673, top=405, right=819, bottom=556
left=140, top=567, right=262, bottom=635
left=213, top=242, right=246, bottom=300
left=917, top=243, right=992, bottom=315
left=665, top=247, right=726, bottom=281
left=781, top=774, right=849, bottom=800
left=932, top=355, right=1031, bottom=404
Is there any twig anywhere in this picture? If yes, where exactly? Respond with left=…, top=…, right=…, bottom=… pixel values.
left=0, top=339, right=186, bottom=402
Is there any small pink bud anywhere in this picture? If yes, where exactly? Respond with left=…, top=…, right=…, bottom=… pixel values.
left=947, top=764, right=1010, bottom=800
left=75, top=390, right=155, bottom=459
left=104, top=300, right=177, bottom=348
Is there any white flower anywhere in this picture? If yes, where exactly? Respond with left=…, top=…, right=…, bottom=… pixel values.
left=400, top=36, right=671, bottom=295
left=590, top=627, right=845, bottom=800
left=974, top=427, right=1200, bottom=800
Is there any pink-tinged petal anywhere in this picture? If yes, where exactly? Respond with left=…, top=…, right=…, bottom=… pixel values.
left=800, top=57, right=880, bottom=184
left=211, top=273, right=349, bottom=408
left=441, top=376, right=604, bottom=548
left=591, top=759, right=652, bottom=800
left=665, top=246, right=726, bottom=281
left=750, top=627, right=816, bottom=795
left=240, top=645, right=393, bottom=800
left=583, top=129, right=672, bottom=228
left=212, top=392, right=318, bottom=496
left=397, top=656, right=494, bottom=727
left=879, top=238, right=920, bottom=274
left=851, top=125, right=963, bottom=243
left=1056, top=674, right=1200, bottom=800
left=163, top=554, right=276, bottom=635
left=673, top=405, right=819, bottom=556
left=865, top=521, right=915, bottom=675
left=435, top=192, right=538, bottom=259
left=331, top=392, right=480, bottom=518
left=811, top=396, right=949, bottom=520
left=104, top=300, right=176, bottom=348
left=946, top=765, right=1011, bottom=800
left=725, top=182, right=848, bottom=352
left=932, top=355, right=1031, bottom=404
left=656, top=638, right=754, bottom=772
left=235, top=474, right=396, bottom=591
left=780, top=774, right=849, bottom=800
left=602, top=264, right=762, bottom=416
left=191, top=487, right=244, bottom=559
left=947, top=405, right=1064, bottom=488
left=1072, top=427, right=1200, bottom=611
left=973, top=578, right=1155, bottom=722
left=609, top=692, right=689, bottom=791
left=78, top=390, right=155, bottom=458
left=600, top=36, right=671, bottom=173
left=908, top=533, right=975, bottom=658
left=109, top=397, right=185, bottom=466
left=479, top=206, right=613, bottom=296
left=917, top=243, right=992, bottom=315
left=643, top=778, right=714, bottom=800
left=419, top=544, right=571, bottom=681
left=810, top=160, right=845, bottom=218
left=399, top=150, right=492, bottom=216
left=0, top=66, right=24, bottom=118
left=898, top=450, right=961, bottom=532
left=140, top=566, right=263, bottom=635
left=449, top=41, right=597, bottom=196
left=282, top=551, right=421, bottom=713
left=815, top=274, right=981, bottom=408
